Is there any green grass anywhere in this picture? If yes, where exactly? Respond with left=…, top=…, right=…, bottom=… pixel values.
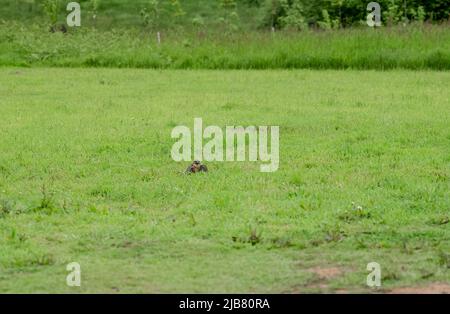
left=0, top=68, right=449, bottom=293
left=1, top=22, right=450, bottom=70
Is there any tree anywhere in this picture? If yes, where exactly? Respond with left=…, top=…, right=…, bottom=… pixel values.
left=43, top=0, right=60, bottom=28
left=278, top=0, right=307, bottom=30
left=169, top=0, right=185, bottom=19
left=219, top=0, right=240, bottom=31
left=140, top=0, right=161, bottom=29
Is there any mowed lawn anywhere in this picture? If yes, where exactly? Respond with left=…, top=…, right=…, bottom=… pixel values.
left=0, top=68, right=448, bottom=293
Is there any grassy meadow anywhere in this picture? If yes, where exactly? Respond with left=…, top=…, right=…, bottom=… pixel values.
left=1, top=0, right=449, bottom=295
left=1, top=0, right=449, bottom=70
left=0, top=68, right=449, bottom=293
left=1, top=22, right=450, bottom=70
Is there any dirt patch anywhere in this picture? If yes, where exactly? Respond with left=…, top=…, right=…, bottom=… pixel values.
left=308, top=267, right=343, bottom=279
left=389, top=283, right=450, bottom=294
left=300, top=267, right=346, bottom=292
left=286, top=266, right=346, bottom=293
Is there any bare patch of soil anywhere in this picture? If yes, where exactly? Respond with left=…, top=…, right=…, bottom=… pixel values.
left=389, top=283, right=450, bottom=294
left=308, top=267, right=343, bottom=279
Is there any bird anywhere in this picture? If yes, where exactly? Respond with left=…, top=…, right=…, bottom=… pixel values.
left=59, top=24, right=68, bottom=33
left=186, top=160, right=208, bottom=174
left=49, top=24, right=67, bottom=34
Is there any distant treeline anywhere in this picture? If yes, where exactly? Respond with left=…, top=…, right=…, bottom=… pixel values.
left=1, top=0, right=449, bottom=31
left=255, top=0, right=450, bottom=29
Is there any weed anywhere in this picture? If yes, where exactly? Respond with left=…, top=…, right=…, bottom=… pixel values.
left=338, top=203, right=372, bottom=222
left=437, top=250, right=450, bottom=268
left=33, top=185, right=57, bottom=214
left=428, top=215, right=449, bottom=226
left=0, top=199, right=14, bottom=217
left=232, top=227, right=262, bottom=246
left=324, top=225, right=346, bottom=243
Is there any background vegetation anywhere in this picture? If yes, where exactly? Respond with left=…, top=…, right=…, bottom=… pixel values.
left=0, top=0, right=449, bottom=294
left=1, top=22, right=450, bottom=70
left=1, top=0, right=449, bottom=30
left=0, top=0, right=449, bottom=70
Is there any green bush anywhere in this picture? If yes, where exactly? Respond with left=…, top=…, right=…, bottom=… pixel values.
left=259, top=0, right=450, bottom=30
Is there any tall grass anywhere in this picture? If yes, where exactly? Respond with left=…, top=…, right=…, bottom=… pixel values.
left=1, top=22, right=449, bottom=70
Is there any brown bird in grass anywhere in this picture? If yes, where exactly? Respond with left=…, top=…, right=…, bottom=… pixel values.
left=49, top=24, right=67, bottom=33
left=186, top=160, right=208, bottom=174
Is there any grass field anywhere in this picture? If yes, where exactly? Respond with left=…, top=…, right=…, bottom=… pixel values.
left=1, top=23, right=450, bottom=70
left=0, top=68, right=448, bottom=293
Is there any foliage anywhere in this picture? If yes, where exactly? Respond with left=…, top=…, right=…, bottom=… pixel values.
left=260, top=0, right=450, bottom=30
left=1, top=21, right=449, bottom=70
left=90, top=0, right=101, bottom=24
left=42, top=0, right=59, bottom=26
left=219, top=0, right=240, bottom=31
left=140, top=0, right=160, bottom=29
left=2, top=0, right=449, bottom=31
left=168, top=0, right=185, bottom=18
left=278, top=0, right=307, bottom=30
